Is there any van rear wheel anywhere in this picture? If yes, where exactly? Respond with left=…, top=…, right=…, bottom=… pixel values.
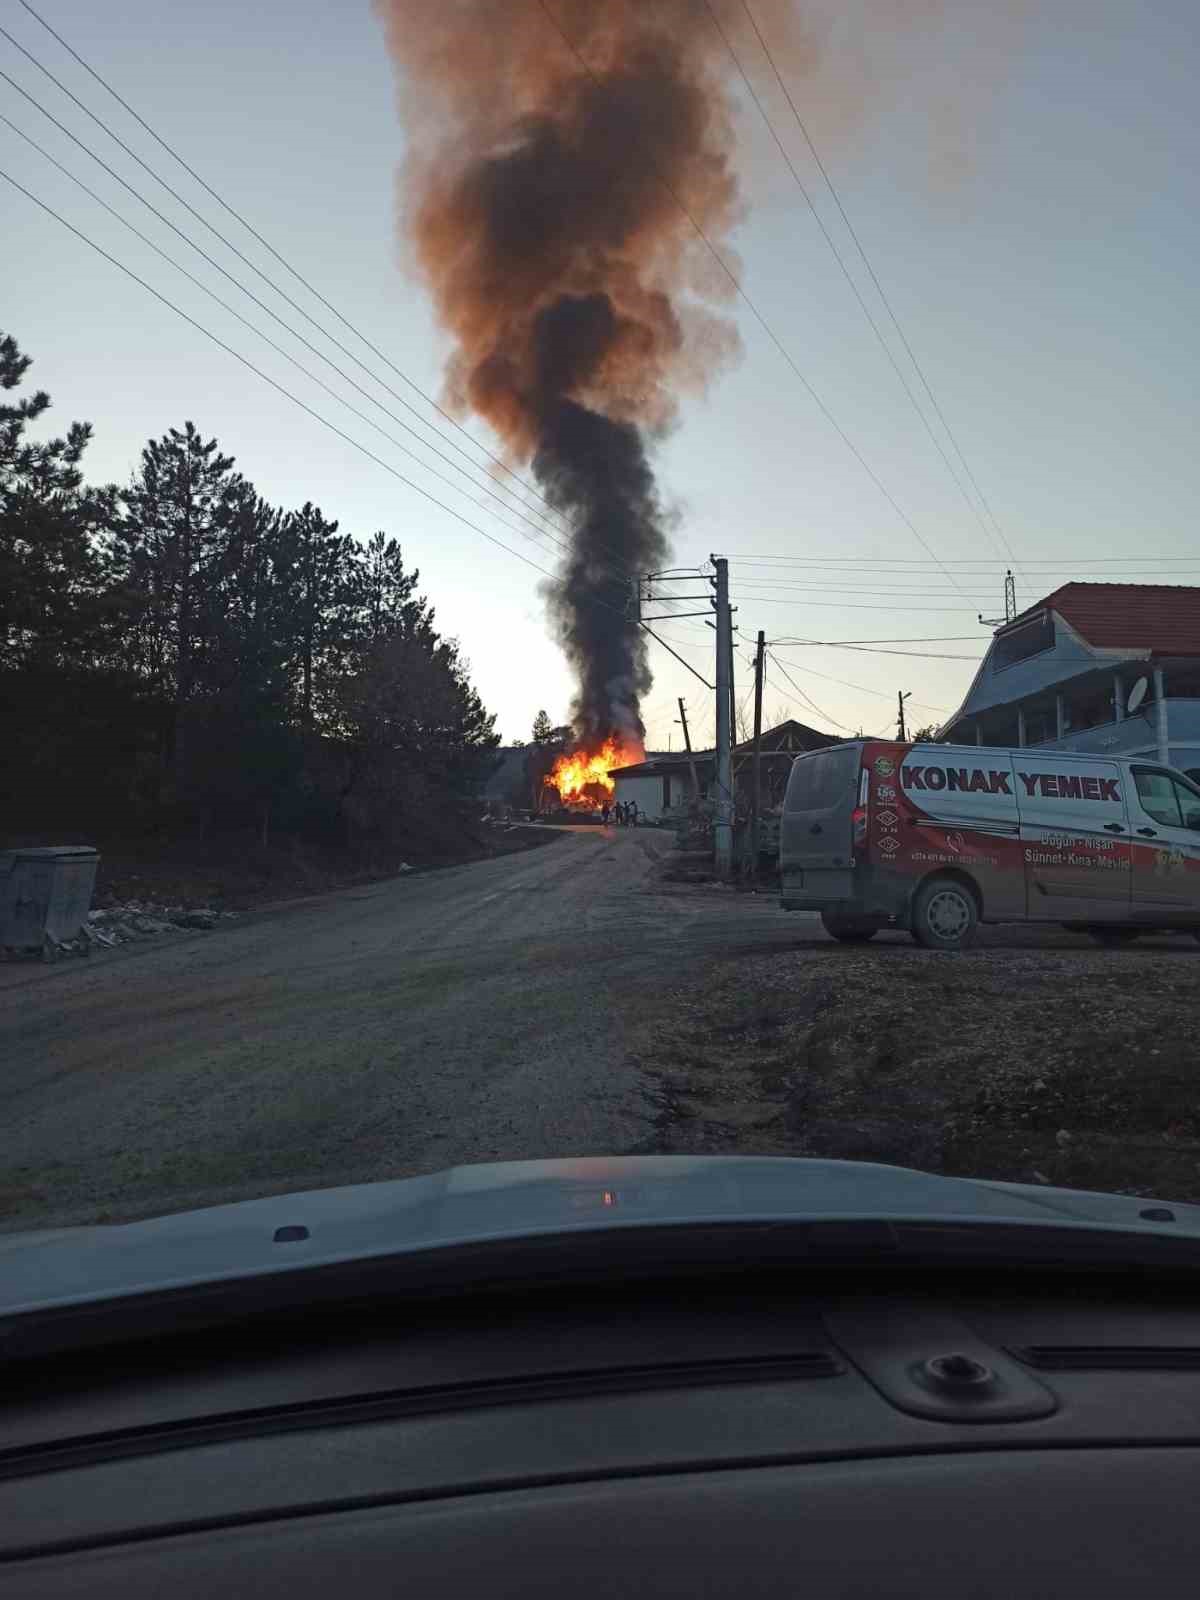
left=911, top=877, right=978, bottom=951
left=820, top=911, right=879, bottom=943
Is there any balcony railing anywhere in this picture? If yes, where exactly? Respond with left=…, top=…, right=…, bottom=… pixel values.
left=978, top=699, right=1200, bottom=758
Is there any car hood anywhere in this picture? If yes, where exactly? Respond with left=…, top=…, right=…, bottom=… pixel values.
left=2, top=1156, right=1198, bottom=1326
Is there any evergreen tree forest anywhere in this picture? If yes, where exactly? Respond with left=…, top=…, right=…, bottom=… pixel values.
left=1, top=333, right=500, bottom=862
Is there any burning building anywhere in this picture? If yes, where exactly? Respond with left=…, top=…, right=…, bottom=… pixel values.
left=545, top=736, right=630, bottom=813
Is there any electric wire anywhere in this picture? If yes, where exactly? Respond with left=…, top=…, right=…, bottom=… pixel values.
left=535, top=0, right=969, bottom=596
left=704, top=0, right=1011, bottom=569
left=0, top=109, right=581, bottom=565
left=0, top=166, right=622, bottom=602
left=2, top=10, right=580, bottom=545
left=740, top=0, right=1030, bottom=586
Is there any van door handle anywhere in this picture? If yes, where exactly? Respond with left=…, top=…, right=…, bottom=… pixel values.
left=1103, top=823, right=1126, bottom=834
left=1137, top=827, right=1158, bottom=837
left=809, top=823, right=822, bottom=835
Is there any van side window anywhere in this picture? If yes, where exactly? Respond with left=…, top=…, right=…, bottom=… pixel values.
left=1134, top=770, right=1190, bottom=828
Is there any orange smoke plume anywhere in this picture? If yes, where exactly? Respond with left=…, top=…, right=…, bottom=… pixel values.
left=372, top=0, right=743, bottom=746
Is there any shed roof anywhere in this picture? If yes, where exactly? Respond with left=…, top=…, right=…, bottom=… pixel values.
left=608, top=718, right=835, bottom=778
left=733, top=717, right=835, bottom=755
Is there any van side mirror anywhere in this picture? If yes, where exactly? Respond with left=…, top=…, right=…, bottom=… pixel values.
left=1186, top=811, right=1200, bottom=833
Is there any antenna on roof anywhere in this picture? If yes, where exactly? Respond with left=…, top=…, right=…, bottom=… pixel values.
left=978, top=568, right=1017, bottom=628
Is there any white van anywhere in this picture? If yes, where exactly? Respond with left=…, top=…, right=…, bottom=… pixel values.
left=780, top=740, right=1200, bottom=949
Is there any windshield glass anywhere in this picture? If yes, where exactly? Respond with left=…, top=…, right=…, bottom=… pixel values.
left=4, top=0, right=1200, bottom=1242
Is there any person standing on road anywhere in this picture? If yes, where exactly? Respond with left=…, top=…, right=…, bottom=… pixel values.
left=628, top=801, right=638, bottom=828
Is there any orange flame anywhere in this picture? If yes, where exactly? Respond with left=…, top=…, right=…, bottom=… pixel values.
left=547, top=737, right=641, bottom=811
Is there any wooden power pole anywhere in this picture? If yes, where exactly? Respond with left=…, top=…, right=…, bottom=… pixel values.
left=712, top=557, right=733, bottom=877
left=897, top=690, right=911, bottom=742
left=749, top=630, right=765, bottom=876
left=677, top=698, right=701, bottom=803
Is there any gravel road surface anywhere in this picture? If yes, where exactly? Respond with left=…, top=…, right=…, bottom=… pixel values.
left=8, top=826, right=1187, bottom=1231
left=0, top=827, right=801, bottom=1230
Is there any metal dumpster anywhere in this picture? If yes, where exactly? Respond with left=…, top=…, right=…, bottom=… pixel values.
left=0, top=846, right=100, bottom=954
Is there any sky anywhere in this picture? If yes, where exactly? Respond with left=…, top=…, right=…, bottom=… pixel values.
left=5, top=0, right=1200, bottom=751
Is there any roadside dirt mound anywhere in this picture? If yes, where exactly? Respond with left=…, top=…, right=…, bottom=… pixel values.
left=631, top=945, right=1200, bottom=1201
left=83, top=824, right=561, bottom=914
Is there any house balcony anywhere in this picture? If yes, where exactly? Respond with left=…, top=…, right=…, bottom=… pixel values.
left=947, top=668, right=1200, bottom=782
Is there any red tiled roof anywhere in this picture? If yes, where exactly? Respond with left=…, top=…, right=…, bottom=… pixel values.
left=1018, top=583, right=1200, bottom=656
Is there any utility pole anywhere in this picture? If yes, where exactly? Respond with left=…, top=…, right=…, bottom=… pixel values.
left=728, top=628, right=737, bottom=746
left=749, top=630, right=765, bottom=878
left=978, top=568, right=1017, bottom=629
left=897, top=690, right=912, bottom=742
left=711, top=556, right=733, bottom=878
left=676, top=697, right=701, bottom=803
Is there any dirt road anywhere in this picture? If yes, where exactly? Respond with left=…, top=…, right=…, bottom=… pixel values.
left=0, top=827, right=800, bottom=1230
left=9, top=827, right=1196, bottom=1231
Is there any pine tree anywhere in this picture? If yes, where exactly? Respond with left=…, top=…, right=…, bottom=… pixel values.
left=191, top=481, right=302, bottom=842
left=1, top=331, right=502, bottom=851
left=114, top=422, right=239, bottom=796
left=0, top=333, right=136, bottom=831
left=532, top=708, right=553, bottom=744
left=329, top=539, right=498, bottom=843
left=0, top=331, right=114, bottom=671
left=278, top=502, right=347, bottom=730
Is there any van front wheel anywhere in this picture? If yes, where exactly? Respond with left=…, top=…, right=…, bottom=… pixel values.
left=911, top=877, right=978, bottom=951
left=820, top=911, right=879, bottom=943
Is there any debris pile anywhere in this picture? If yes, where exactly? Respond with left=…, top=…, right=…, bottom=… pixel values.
left=80, top=901, right=236, bottom=951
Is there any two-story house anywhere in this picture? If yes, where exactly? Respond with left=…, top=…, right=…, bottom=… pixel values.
left=939, top=583, right=1200, bottom=782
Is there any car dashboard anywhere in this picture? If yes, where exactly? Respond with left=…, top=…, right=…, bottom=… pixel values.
left=5, top=1269, right=1200, bottom=1596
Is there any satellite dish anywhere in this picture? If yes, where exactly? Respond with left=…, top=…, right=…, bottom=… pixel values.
left=1127, top=676, right=1149, bottom=715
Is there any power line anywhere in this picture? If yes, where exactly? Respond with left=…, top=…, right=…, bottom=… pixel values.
left=739, top=0, right=1030, bottom=589
left=4, top=8, right=669, bottom=590
left=5, top=4, right=577, bottom=543
left=704, top=0, right=1010, bottom=571
left=535, top=0, right=968, bottom=597
left=763, top=649, right=854, bottom=731
left=0, top=166, right=628, bottom=606
left=764, top=655, right=947, bottom=714
left=772, top=635, right=984, bottom=644
left=719, top=553, right=1200, bottom=569
left=775, top=639, right=980, bottom=660
left=731, top=595, right=977, bottom=612
left=0, top=109, right=581, bottom=565
left=761, top=662, right=845, bottom=732
left=0, top=70, right=594, bottom=574
left=727, top=581, right=1004, bottom=598
left=640, top=624, right=714, bottom=689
